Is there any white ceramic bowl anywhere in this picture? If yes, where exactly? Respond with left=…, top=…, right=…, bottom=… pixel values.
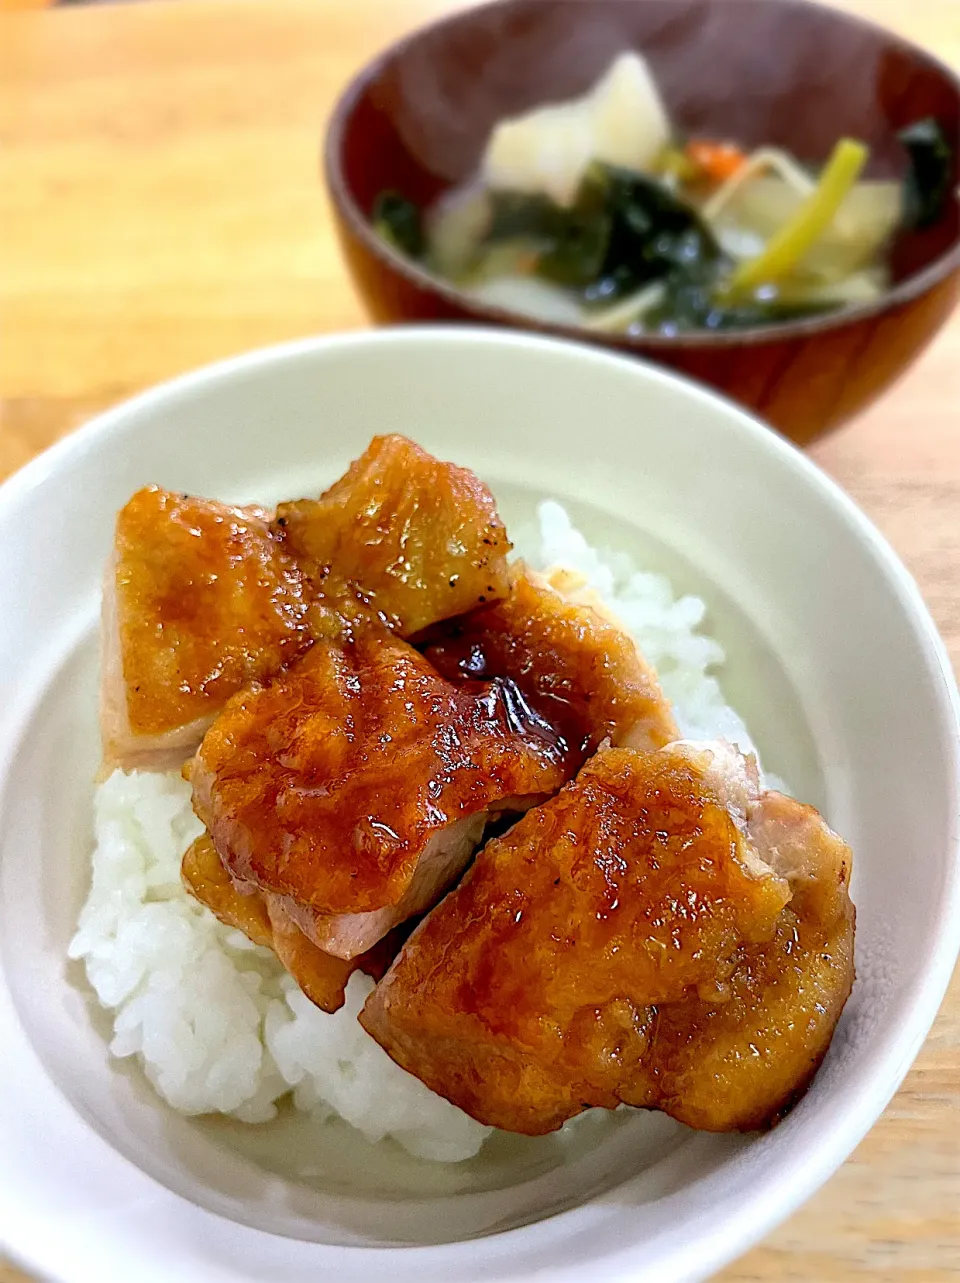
left=1, top=328, right=958, bottom=1283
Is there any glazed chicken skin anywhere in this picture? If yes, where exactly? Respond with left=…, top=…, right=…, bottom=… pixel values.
left=191, top=630, right=570, bottom=961
left=102, top=487, right=337, bottom=771
left=102, top=440, right=512, bottom=772
left=181, top=834, right=400, bottom=1011
left=361, top=741, right=855, bottom=1134
left=646, top=787, right=855, bottom=1131
left=274, top=435, right=512, bottom=637
left=182, top=831, right=274, bottom=948
left=419, top=565, right=677, bottom=764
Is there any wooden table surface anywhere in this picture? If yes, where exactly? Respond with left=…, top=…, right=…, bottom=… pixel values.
left=1, top=0, right=958, bottom=1278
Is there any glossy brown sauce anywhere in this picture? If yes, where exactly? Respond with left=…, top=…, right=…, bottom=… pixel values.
left=273, top=434, right=512, bottom=637
left=418, top=569, right=677, bottom=770
left=111, top=436, right=513, bottom=751
left=359, top=747, right=835, bottom=1135
left=115, top=487, right=335, bottom=737
left=192, top=632, right=572, bottom=916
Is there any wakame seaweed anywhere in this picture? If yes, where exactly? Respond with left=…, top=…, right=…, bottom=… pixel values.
left=484, top=190, right=611, bottom=286
left=578, top=164, right=724, bottom=305
left=644, top=272, right=837, bottom=335
left=482, top=163, right=724, bottom=303
left=370, top=125, right=906, bottom=333
left=373, top=191, right=425, bottom=260
left=898, top=118, right=955, bottom=230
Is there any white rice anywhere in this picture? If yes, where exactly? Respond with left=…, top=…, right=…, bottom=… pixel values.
left=521, top=501, right=760, bottom=751
left=70, top=502, right=768, bottom=1162
left=68, top=770, right=489, bottom=1156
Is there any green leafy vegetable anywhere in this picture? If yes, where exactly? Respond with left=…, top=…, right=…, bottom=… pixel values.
left=644, top=273, right=839, bottom=334
left=577, top=163, right=724, bottom=304
left=724, top=138, right=869, bottom=299
left=373, top=126, right=896, bottom=334
left=898, top=118, right=955, bottom=230
left=373, top=191, right=425, bottom=260
left=484, top=190, right=610, bottom=286
left=481, top=162, right=724, bottom=305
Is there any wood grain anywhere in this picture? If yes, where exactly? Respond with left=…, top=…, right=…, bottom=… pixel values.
left=1, top=2, right=958, bottom=1280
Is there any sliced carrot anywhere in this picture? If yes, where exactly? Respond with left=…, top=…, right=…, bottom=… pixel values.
left=685, top=140, right=749, bottom=184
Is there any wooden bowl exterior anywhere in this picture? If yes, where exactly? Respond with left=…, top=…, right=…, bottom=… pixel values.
left=326, top=0, right=960, bottom=444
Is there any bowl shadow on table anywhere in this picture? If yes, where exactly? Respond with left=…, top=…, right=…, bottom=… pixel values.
left=326, top=0, right=960, bottom=444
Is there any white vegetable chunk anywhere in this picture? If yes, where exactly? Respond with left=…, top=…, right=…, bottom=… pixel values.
left=703, top=152, right=902, bottom=282
left=466, top=274, right=587, bottom=325
left=483, top=52, right=671, bottom=206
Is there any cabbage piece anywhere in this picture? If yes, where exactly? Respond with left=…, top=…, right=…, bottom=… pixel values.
left=709, top=174, right=901, bottom=282
left=775, top=266, right=888, bottom=306
left=465, top=274, right=586, bottom=325
left=426, top=186, right=493, bottom=280
left=702, top=147, right=816, bottom=222
left=724, top=139, right=870, bottom=297
left=583, top=281, right=667, bottom=332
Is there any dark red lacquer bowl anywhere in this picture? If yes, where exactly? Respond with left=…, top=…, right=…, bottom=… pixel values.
left=325, top=0, right=960, bottom=444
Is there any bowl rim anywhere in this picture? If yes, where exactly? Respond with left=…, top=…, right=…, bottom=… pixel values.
left=324, top=0, right=960, bottom=349
left=1, top=326, right=959, bottom=1283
